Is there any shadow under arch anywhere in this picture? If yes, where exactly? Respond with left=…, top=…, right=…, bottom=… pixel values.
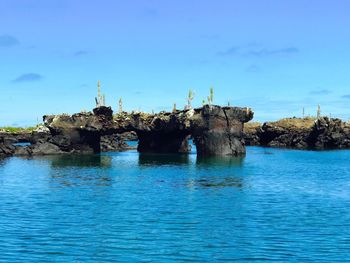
left=50, top=154, right=112, bottom=168
left=47, top=154, right=113, bottom=188
left=195, top=155, right=245, bottom=167
left=138, top=152, right=190, bottom=166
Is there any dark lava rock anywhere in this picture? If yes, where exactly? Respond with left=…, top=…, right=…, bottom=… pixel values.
left=100, top=134, right=134, bottom=152
left=93, top=106, right=113, bottom=123
left=0, top=143, right=15, bottom=156
left=30, top=142, right=64, bottom=155
left=243, top=122, right=261, bottom=146
left=119, top=131, right=138, bottom=141
left=191, top=105, right=253, bottom=156
left=43, top=105, right=253, bottom=156
left=243, top=117, right=350, bottom=150
left=309, top=117, right=350, bottom=149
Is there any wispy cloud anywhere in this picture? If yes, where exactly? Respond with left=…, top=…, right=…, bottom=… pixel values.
left=73, top=50, right=90, bottom=57
left=218, top=43, right=299, bottom=57
left=247, top=47, right=299, bottom=57
left=0, top=34, right=20, bottom=47
left=12, top=73, right=43, bottom=83
left=341, top=94, right=350, bottom=99
left=217, top=46, right=240, bottom=56
left=309, top=89, right=332, bottom=95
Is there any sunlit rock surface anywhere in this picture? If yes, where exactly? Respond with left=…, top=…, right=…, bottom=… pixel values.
left=42, top=105, right=253, bottom=156
left=243, top=117, right=350, bottom=149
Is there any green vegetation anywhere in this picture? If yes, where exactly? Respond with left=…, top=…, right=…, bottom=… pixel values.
left=0, top=126, right=38, bottom=133
left=208, top=86, right=214, bottom=105
left=95, top=80, right=106, bottom=107
left=317, top=104, right=321, bottom=119
left=187, top=89, right=195, bottom=109
left=244, top=117, right=319, bottom=133
left=244, top=122, right=261, bottom=133
left=202, top=86, right=215, bottom=106
left=119, top=98, right=123, bottom=113
left=269, top=117, right=317, bottom=130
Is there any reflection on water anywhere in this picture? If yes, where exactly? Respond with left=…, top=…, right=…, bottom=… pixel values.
left=49, top=171, right=112, bottom=188
left=138, top=152, right=190, bottom=166
left=1, top=147, right=350, bottom=262
left=47, top=155, right=113, bottom=188
left=50, top=154, right=112, bottom=168
left=187, top=177, right=244, bottom=189
left=196, top=155, right=244, bottom=167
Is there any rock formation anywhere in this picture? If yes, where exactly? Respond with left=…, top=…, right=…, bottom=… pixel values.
left=243, top=117, right=350, bottom=150
left=0, top=105, right=253, bottom=157
left=191, top=106, right=253, bottom=156
left=48, top=105, right=252, bottom=156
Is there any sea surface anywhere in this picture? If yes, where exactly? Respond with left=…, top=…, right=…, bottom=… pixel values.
left=1, top=146, right=350, bottom=262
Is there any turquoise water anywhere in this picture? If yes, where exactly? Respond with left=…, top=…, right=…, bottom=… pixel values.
left=1, top=147, right=350, bottom=262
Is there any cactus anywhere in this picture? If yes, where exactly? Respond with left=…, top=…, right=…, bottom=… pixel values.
left=185, top=89, right=195, bottom=109
left=97, top=80, right=101, bottom=98
left=209, top=86, right=214, bottom=104
left=119, top=98, right=123, bottom=113
left=317, top=105, right=321, bottom=119
left=173, top=103, right=177, bottom=113
left=205, top=86, right=214, bottom=105
left=95, top=80, right=105, bottom=107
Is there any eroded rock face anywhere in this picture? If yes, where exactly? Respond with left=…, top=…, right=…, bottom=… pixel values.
left=42, top=105, right=253, bottom=156
left=0, top=105, right=253, bottom=157
left=191, top=106, right=253, bottom=156
left=100, top=134, right=135, bottom=152
left=309, top=117, right=350, bottom=149
left=243, top=117, right=350, bottom=150
left=127, top=105, right=253, bottom=155
left=0, top=129, right=68, bottom=156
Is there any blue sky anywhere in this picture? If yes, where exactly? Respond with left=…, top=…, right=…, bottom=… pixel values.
left=1, top=0, right=350, bottom=126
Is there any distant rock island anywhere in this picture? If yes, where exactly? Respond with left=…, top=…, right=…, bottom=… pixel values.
left=0, top=105, right=253, bottom=157
left=244, top=117, right=350, bottom=149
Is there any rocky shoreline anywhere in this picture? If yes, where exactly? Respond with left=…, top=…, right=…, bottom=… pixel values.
left=244, top=117, right=350, bottom=150
left=1, top=105, right=253, bottom=157
left=3, top=108, right=350, bottom=158
left=0, top=129, right=137, bottom=157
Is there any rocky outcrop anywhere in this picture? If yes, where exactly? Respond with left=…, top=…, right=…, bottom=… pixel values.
left=0, top=136, right=15, bottom=156
left=1, top=105, right=253, bottom=157
left=191, top=106, right=253, bottom=156
left=243, top=117, right=350, bottom=150
left=309, top=117, right=350, bottom=149
left=243, top=122, right=261, bottom=146
left=42, top=105, right=253, bottom=156
left=126, top=105, right=253, bottom=155
left=119, top=131, right=138, bottom=141
left=100, top=134, right=135, bottom=152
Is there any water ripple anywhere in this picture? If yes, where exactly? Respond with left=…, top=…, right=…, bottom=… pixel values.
left=1, top=147, right=350, bottom=261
